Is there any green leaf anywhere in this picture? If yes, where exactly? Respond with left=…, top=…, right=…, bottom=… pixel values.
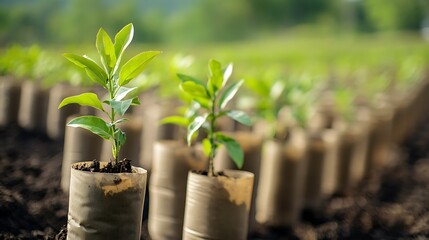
left=119, top=51, right=161, bottom=86
left=222, top=63, right=233, bottom=87
left=334, top=89, right=353, bottom=122
left=63, top=53, right=107, bottom=87
left=245, top=77, right=270, bottom=97
left=270, top=80, right=285, bottom=100
left=177, top=73, right=205, bottom=85
left=111, top=118, right=128, bottom=126
left=187, top=114, right=207, bottom=145
left=185, top=101, right=201, bottom=118
left=226, top=110, right=252, bottom=126
left=180, top=81, right=209, bottom=99
left=131, top=96, right=140, bottom=106
left=106, top=99, right=133, bottom=116
left=67, top=116, right=111, bottom=140
left=58, top=92, right=104, bottom=112
left=160, top=116, right=189, bottom=127
left=114, top=23, right=134, bottom=61
left=115, top=129, right=126, bottom=149
left=202, top=138, right=211, bottom=157
left=216, top=134, right=244, bottom=169
left=194, top=97, right=211, bottom=109
left=218, top=79, right=244, bottom=109
left=292, top=108, right=308, bottom=128
left=96, top=28, right=116, bottom=71
left=208, top=59, right=223, bottom=94
left=206, top=78, right=215, bottom=97
left=115, top=86, right=137, bottom=101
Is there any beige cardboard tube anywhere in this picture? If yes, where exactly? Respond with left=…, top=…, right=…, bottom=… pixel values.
left=365, top=104, right=393, bottom=175
left=252, top=119, right=273, bottom=140
left=139, top=102, right=180, bottom=171
left=416, top=78, right=429, bottom=125
left=0, top=78, right=21, bottom=127
left=67, top=162, right=147, bottom=240
left=183, top=170, right=254, bottom=240
left=256, top=128, right=307, bottom=227
left=149, top=140, right=205, bottom=240
left=61, top=115, right=103, bottom=193
left=304, top=129, right=339, bottom=209
left=310, top=91, right=337, bottom=130
left=18, top=80, right=49, bottom=132
left=46, top=84, right=81, bottom=140
left=391, top=93, right=412, bottom=145
left=335, top=122, right=369, bottom=194
left=214, top=132, right=262, bottom=232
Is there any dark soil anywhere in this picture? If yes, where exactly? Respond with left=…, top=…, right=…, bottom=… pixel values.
left=1, top=119, right=429, bottom=239
left=74, top=158, right=132, bottom=173
left=0, top=126, right=66, bottom=239
left=191, top=170, right=226, bottom=177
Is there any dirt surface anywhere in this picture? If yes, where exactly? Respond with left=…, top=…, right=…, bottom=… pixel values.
left=74, top=159, right=132, bottom=173
left=1, top=121, right=429, bottom=239
left=0, top=126, right=66, bottom=239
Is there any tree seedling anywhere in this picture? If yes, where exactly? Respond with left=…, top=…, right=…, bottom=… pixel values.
left=164, top=59, right=251, bottom=177
left=334, top=87, right=355, bottom=123
left=245, top=71, right=316, bottom=139
left=58, top=23, right=160, bottom=169
left=244, top=71, right=289, bottom=139
left=287, top=74, right=317, bottom=129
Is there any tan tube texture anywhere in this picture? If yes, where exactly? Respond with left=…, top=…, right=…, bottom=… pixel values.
left=304, top=129, right=339, bottom=209
left=18, top=81, right=49, bottom=132
left=149, top=140, right=205, bottom=240
left=46, top=84, right=81, bottom=140
left=0, top=78, right=21, bottom=127
left=214, top=132, right=262, bottom=232
left=61, top=115, right=103, bottom=193
left=365, top=105, right=393, bottom=175
left=67, top=162, right=147, bottom=240
left=139, top=102, right=180, bottom=171
left=256, top=128, right=307, bottom=227
left=335, top=122, right=369, bottom=194
left=183, top=170, right=254, bottom=240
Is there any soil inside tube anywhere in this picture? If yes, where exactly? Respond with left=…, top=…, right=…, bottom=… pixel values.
left=73, top=159, right=133, bottom=173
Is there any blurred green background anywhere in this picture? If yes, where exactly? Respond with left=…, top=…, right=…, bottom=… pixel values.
left=1, top=0, right=429, bottom=97
left=1, top=0, right=429, bottom=145
left=0, top=0, right=428, bottom=45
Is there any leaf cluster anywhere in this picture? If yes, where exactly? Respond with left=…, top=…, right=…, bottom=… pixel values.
left=0, top=45, right=41, bottom=78
left=333, top=88, right=355, bottom=123
left=245, top=71, right=317, bottom=134
left=58, top=24, right=160, bottom=163
left=163, top=60, right=251, bottom=171
left=287, top=74, right=317, bottom=129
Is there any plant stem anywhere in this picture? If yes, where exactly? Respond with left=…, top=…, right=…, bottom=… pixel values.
left=208, top=97, right=217, bottom=177
left=108, top=76, right=119, bottom=165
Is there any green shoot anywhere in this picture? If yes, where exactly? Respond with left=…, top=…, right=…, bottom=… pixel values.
left=334, top=88, right=355, bottom=123
left=175, top=59, right=251, bottom=177
left=58, top=23, right=161, bottom=166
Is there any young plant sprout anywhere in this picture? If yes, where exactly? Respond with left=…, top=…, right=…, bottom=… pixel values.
left=334, top=88, right=355, bottom=123
left=287, top=74, right=317, bottom=129
left=58, top=23, right=160, bottom=168
left=363, top=71, right=391, bottom=102
left=165, top=59, right=251, bottom=176
left=289, top=90, right=311, bottom=129
left=245, top=71, right=316, bottom=138
left=244, top=72, right=289, bottom=138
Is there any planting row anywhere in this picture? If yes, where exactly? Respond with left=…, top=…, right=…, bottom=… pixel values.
left=2, top=67, right=428, bottom=239
left=1, top=25, right=429, bottom=239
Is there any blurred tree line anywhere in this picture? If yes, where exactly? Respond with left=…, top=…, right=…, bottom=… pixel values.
left=0, top=0, right=427, bottom=45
